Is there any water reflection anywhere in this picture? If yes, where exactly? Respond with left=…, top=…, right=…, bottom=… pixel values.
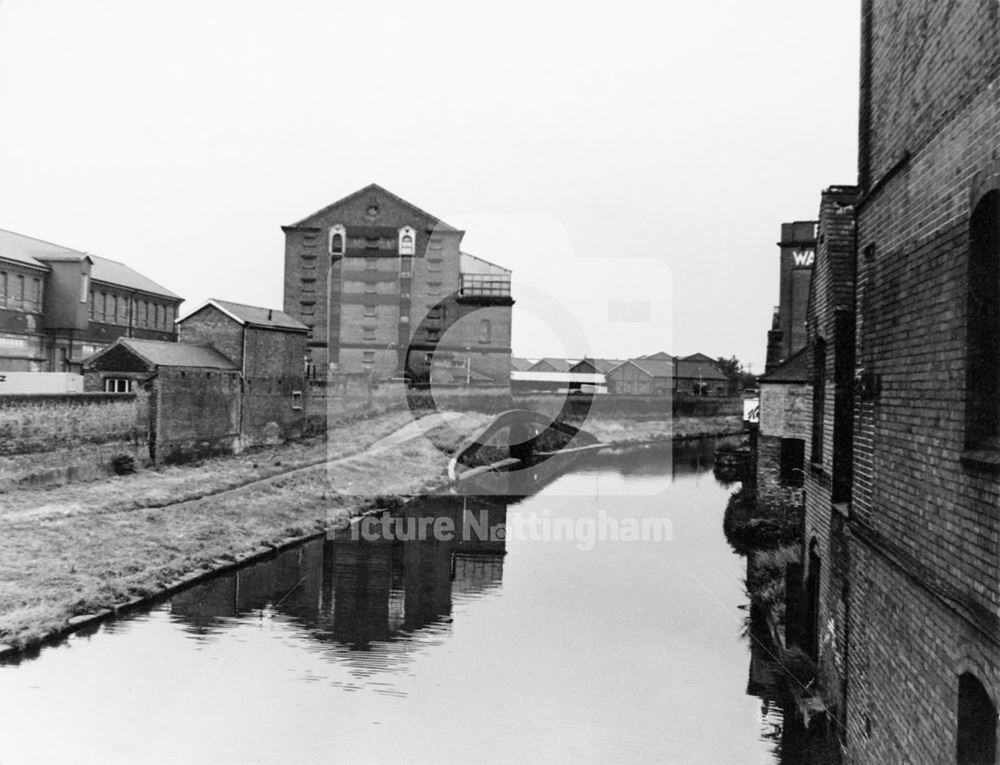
left=0, top=440, right=793, bottom=765
left=170, top=497, right=508, bottom=659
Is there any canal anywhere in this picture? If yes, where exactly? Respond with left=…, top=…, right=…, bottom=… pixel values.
left=0, top=440, right=787, bottom=764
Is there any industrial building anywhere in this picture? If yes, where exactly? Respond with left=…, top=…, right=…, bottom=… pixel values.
left=281, top=184, right=513, bottom=386
left=0, top=228, right=181, bottom=373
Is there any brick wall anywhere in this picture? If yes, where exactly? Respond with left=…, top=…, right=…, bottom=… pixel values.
left=242, top=326, right=307, bottom=445
left=153, top=368, right=241, bottom=463
left=0, top=392, right=146, bottom=456
left=849, top=4, right=1000, bottom=760
left=178, top=305, right=244, bottom=367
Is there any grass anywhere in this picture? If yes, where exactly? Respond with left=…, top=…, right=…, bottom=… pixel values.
left=0, top=410, right=490, bottom=650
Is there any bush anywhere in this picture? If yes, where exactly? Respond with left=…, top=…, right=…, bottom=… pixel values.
left=111, top=454, right=136, bottom=475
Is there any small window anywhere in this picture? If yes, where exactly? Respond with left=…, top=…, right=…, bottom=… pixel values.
left=14, top=275, right=24, bottom=309
left=291, top=391, right=303, bottom=410
left=365, top=283, right=377, bottom=294
left=363, top=305, right=377, bottom=318
left=104, top=378, right=131, bottom=393
left=362, top=351, right=375, bottom=365
left=967, top=191, right=1000, bottom=447
left=329, top=225, right=346, bottom=256
left=80, top=272, right=88, bottom=303
left=479, top=319, right=491, bottom=344
left=365, top=259, right=378, bottom=272
left=399, top=226, right=416, bottom=256
left=780, top=438, right=805, bottom=487
left=365, top=238, right=379, bottom=250
left=400, top=256, right=413, bottom=278
left=363, top=327, right=376, bottom=341
left=428, top=258, right=442, bottom=273
left=957, top=672, right=997, bottom=765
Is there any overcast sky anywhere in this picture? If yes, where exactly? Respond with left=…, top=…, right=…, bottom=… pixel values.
left=0, top=1, right=860, bottom=371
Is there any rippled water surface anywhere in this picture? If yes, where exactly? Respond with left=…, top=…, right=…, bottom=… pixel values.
left=0, top=441, right=783, bottom=764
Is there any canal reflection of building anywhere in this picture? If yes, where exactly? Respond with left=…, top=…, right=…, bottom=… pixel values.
left=170, top=496, right=508, bottom=653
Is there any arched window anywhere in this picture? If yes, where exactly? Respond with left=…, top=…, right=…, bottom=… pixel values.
left=957, top=672, right=996, bottom=764
left=399, top=226, right=416, bottom=256
left=967, top=191, right=1000, bottom=447
left=329, top=224, right=346, bottom=256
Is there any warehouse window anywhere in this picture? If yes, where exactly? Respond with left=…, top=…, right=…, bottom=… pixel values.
left=0, top=272, right=6, bottom=307
left=811, top=339, right=826, bottom=463
left=479, top=319, right=491, bottom=344
left=956, top=672, right=996, bottom=764
left=363, top=305, right=377, bottom=318
left=329, top=224, right=346, bottom=256
left=291, top=391, right=303, bottom=410
left=104, top=378, right=131, bottom=393
left=399, top=226, right=416, bottom=256
left=80, top=272, right=89, bottom=303
left=967, top=191, right=1000, bottom=448
left=779, top=438, right=805, bottom=487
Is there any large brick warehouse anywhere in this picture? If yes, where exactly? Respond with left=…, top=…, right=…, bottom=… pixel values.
left=281, top=184, right=513, bottom=386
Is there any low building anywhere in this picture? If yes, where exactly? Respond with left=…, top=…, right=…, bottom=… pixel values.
left=83, top=338, right=241, bottom=463
left=569, top=357, right=624, bottom=375
left=606, top=357, right=673, bottom=396
left=674, top=353, right=732, bottom=396
left=755, top=346, right=810, bottom=519
left=177, top=299, right=309, bottom=445
left=0, top=228, right=181, bottom=373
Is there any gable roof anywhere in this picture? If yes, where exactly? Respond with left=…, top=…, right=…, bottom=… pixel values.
left=528, top=357, right=574, bottom=373
left=608, top=358, right=674, bottom=379
left=511, top=357, right=534, bottom=371
left=86, top=338, right=237, bottom=370
left=674, top=356, right=728, bottom=381
left=680, top=352, right=716, bottom=363
left=178, top=299, right=309, bottom=332
left=758, top=345, right=810, bottom=384
left=0, top=228, right=180, bottom=299
left=641, top=351, right=674, bottom=361
left=288, top=183, right=458, bottom=231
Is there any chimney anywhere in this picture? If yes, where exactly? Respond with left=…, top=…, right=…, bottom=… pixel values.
left=268, top=309, right=273, bottom=321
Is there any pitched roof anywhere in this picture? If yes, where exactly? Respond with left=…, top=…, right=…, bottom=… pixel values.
left=680, top=352, right=716, bottom=363
left=288, top=183, right=458, bottom=231
left=511, top=357, right=534, bottom=371
left=89, top=338, right=237, bottom=370
left=179, top=299, right=309, bottom=332
left=608, top=358, right=674, bottom=379
left=674, top=356, right=728, bottom=381
left=0, top=228, right=79, bottom=269
left=528, top=357, right=575, bottom=373
left=88, top=255, right=181, bottom=299
left=641, top=351, right=674, bottom=361
left=0, top=228, right=180, bottom=298
left=759, top=346, right=810, bottom=384
left=460, top=252, right=511, bottom=275
left=570, top=357, right=625, bottom=374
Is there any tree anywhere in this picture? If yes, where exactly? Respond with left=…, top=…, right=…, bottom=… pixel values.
left=717, top=356, right=758, bottom=391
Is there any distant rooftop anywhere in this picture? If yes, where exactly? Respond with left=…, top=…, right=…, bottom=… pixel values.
left=0, top=228, right=180, bottom=299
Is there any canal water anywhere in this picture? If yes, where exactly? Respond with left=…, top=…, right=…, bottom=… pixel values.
left=0, top=440, right=786, bottom=764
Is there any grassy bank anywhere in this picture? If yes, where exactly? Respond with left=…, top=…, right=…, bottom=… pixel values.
left=0, top=411, right=488, bottom=652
